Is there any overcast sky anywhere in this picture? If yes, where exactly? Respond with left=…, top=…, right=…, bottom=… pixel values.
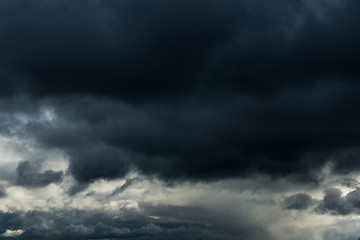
left=1, top=0, right=360, bottom=239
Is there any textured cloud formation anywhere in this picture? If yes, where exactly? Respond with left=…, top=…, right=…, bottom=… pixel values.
left=16, top=161, right=63, bottom=187
left=1, top=0, right=358, bottom=99
left=315, top=188, right=360, bottom=215
left=283, top=187, right=360, bottom=216
left=0, top=0, right=359, bottom=184
left=0, top=185, right=7, bottom=198
left=283, top=193, right=314, bottom=210
left=0, top=177, right=284, bottom=240
left=0, top=0, right=360, bottom=239
left=1, top=229, right=25, bottom=238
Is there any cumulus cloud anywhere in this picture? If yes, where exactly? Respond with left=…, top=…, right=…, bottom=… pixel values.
left=308, top=187, right=360, bottom=215
left=1, top=229, right=25, bottom=237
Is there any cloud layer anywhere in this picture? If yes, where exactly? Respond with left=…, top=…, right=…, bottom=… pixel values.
left=0, top=0, right=360, bottom=239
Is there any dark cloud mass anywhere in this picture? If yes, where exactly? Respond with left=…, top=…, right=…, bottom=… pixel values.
left=16, top=161, right=63, bottom=187
left=5, top=0, right=360, bottom=184
left=1, top=0, right=360, bottom=239
left=283, top=193, right=314, bottom=210
left=0, top=204, right=271, bottom=240
left=315, top=188, right=360, bottom=215
left=285, top=188, right=360, bottom=216
left=0, top=0, right=359, bottom=183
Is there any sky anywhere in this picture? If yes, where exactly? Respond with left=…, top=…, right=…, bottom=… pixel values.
left=0, top=0, right=360, bottom=239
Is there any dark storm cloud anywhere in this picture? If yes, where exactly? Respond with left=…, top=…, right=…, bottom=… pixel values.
left=16, top=161, right=63, bottom=187
left=0, top=0, right=360, bottom=184
left=316, top=188, right=350, bottom=215
left=0, top=0, right=359, bottom=99
left=23, top=82, right=360, bottom=184
left=283, top=193, right=314, bottom=210
left=281, top=188, right=360, bottom=216
left=69, top=145, right=130, bottom=183
left=0, top=204, right=270, bottom=240
left=1, top=1, right=360, bottom=239
left=0, top=0, right=244, bottom=100
left=312, top=187, right=360, bottom=215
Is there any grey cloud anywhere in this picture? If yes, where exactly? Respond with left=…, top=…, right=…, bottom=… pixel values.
left=112, top=178, right=139, bottom=196
left=69, top=145, right=130, bottom=183
left=140, top=203, right=273, bottom=240
left=316, top=188, right=350, bottom=215
left=283, top=187, right=360, bottom=215
left=0, top=185, right=7, bottom=198
left=20, top=81, right=360, bottom=185
left=314, top=188, right=360, bottom=215
left=67, top=183, right=89, bottom=197
left=283, top=193, right=314, bottom=210
left=1, top=0, right=360, bottom=239
left=0, top=0, right=359, bottom=185
left=321, top=219, right=360, bottom=240
left=0, top=0, right=359, bottom=100
left=0, top=205, right=272, bottom=240
left=16, top=161, right=63, bottom=187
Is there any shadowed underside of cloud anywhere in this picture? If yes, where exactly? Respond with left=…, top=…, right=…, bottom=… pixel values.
left=16, top=161, right=63, bottom=187
left=314, top=187, right=360, bottom=215
left=283, top=193, right=314, bottom=210
left=2, top=1, right=360, bottom=240
left=283, top=187, right=360, bottom=216
left=22, top=88, right=360, bottom=184
left=0, top=0, right=360, bottom=185
left=0, top=205, right=271, bottom=240
left=0, top=185, right=6, bottom=198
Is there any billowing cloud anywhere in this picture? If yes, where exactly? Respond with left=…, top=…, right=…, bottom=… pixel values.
left=315, top=188, right=360, bottom=215
left=0, top=0, right=358, bottom=184
left=283, top=193, right=314, bottom=210
left=1, top=229, right=25, bottom=238
left=0, top=0, right=360, bottom=239
left=16, top=161, right=63, bottom=187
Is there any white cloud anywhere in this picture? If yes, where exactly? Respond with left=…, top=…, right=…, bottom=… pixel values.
left=1, top=229, right=25, bottom=237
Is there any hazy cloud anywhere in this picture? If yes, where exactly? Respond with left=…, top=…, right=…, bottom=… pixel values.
left=0, top=185, right=7, bottom=198
left=0, top=0, right=360, bottom=239
left=16, top=161, right=63, bottom=187
left=283, top=193, right=314, bottom=210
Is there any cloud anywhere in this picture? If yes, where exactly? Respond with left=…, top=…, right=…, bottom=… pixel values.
left=0, top=0, right=243, bottom=99
left=16, top=161, right=63, bottom=187
left=16, top=83, right=360, bottom=185
left=0, top=185, right=7, bottom=198
left=0, top=1, right=360, bottom=238
left=283, top=193, right=314, bottom=210
left=0, top=205, right=271, bottom=240
left=111, top=177, right=139, bottom=196
left=315, top=188, right=351, bottom=215
left=311, top=187, right=360, bottom=215
left=0, top=0, right=357, bottom=185
left=0, top=0, right=358, bottom=100
left=1, top=229, right=25, bottom=238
